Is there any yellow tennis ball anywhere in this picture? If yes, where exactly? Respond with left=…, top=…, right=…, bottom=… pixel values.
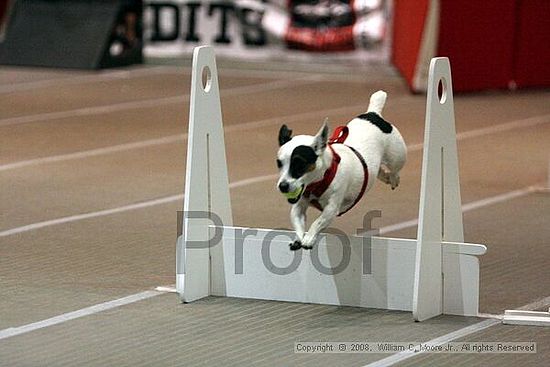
left=283, top=186, right=303, bottom=200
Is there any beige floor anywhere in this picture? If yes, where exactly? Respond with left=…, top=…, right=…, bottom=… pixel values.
left=0, top=60, right=549, bottom=366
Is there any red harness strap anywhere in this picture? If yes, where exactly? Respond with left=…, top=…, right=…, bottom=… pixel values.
left=330, top=125, right=349, bottom=144
left=339, top=145, right=369, bottom=216
left=303, top=126, right=369, bottom=216
left=303, top=145, right=341, bottom=211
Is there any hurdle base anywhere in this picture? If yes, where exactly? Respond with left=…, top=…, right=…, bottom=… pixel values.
left=503, top=310, right=550, bottom=327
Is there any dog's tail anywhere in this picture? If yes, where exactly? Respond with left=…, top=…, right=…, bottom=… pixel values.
left=367, top=90, right=387, bottom=115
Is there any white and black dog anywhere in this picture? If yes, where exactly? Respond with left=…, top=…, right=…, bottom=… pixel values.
left=276, top=91, right=407, bottom=250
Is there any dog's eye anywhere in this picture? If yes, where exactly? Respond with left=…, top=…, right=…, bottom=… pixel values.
left=276, top=159, right=283, bottom=169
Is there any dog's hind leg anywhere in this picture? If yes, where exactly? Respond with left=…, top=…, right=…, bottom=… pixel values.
left=377, top=165, right=391, bottom=185
left=389, top=172, right=400, bottom=190
left=381, top=126, right=407, bottom=190
left=377, top=164, right=400, bottom=190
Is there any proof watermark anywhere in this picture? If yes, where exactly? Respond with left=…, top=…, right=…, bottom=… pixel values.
left=294, top=341, right=537, bottom=354
left=177, top=209, right=382, bottom=276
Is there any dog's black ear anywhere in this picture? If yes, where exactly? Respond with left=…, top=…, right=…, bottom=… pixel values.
left=278, top=124, right=293, bottom=146
left=313, top=118, right=329, bottom=154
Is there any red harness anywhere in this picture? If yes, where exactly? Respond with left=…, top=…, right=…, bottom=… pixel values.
left=303, top=126, right=369, bottom=216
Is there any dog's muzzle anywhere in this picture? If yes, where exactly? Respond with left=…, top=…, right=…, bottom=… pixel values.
left=283, top=184, right=304, bottom=204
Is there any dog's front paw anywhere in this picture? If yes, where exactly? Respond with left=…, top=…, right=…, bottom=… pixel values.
left=301, top=243, right=313, bottom=250
left=289, top=240, right=302, bottom=251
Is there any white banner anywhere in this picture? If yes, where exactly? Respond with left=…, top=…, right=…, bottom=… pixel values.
left=143, top=0, right=391, bottom=62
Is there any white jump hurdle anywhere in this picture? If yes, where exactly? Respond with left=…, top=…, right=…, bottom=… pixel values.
left=176, top=46, right=487, bottom=321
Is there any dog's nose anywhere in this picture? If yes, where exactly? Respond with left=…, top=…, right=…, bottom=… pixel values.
left=278, top=181, right=290, bottom=193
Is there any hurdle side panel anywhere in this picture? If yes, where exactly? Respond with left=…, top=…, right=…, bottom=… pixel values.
left=443, top=252, right=480, bottom=316
left=178, top=46, right=233, bottom=302
left=437, top=62, right=465, bottom=244
left=414, top=57, right=459, bottom=321
left=442, top=239, right=486, bottom=316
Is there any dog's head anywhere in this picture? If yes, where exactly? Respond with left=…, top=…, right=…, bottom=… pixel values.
left=276, top=120, right=329, bottom=204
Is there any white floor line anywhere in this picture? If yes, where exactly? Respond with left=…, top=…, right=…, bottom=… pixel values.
left=142, top=61, right=395, bottom=82
left=0, top=291, right=161, bottom=341
left=363, top=294, right=550, bottom=367
left=213, top=66, right=398, bottom=83
left=0, top=194, right=183, bottom=238
left=0, top=66, right=178, bottom=94
left=516, top=295, right=550, bottom=311
left=405, top=113, right=550, bottom=153
left=0, top=63, right=340, bottom=95
left=0, top=77, right=319, bottom=127
left=0, top=134, right=185, bottom=172
left=455, top=114, right=550, bottom=141
left=460, top=186, right=540, bottom=212
left=0, top=95, right=181, bottom=127
left=0, top=174, right=277, bottom=238
left=477, top=313, right=504, bottom=320
left=362, top=319, right=501, bottom=367
left=375, top=185, right=540, bottom=235
left=1, top=111, right=547, bottom=173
